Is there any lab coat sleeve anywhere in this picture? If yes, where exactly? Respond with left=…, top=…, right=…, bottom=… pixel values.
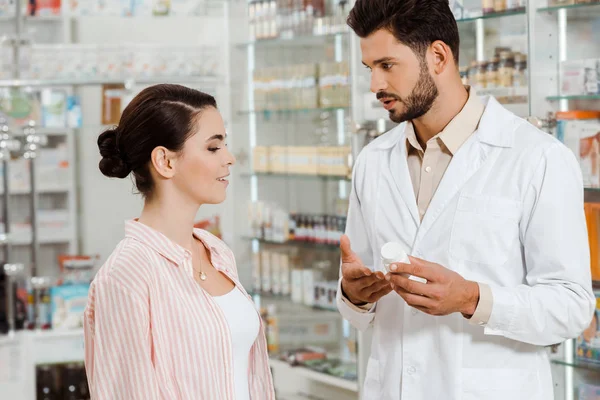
left=336, top=153, right=377, bottom=332
left=484, top=143, right=596, bottom=346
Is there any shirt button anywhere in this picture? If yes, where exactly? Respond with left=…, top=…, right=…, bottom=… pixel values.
left=425, top=166, right=432, bottom=173
left=407, top=366, right=416, bottom=375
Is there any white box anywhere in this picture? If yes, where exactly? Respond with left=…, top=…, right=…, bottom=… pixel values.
left=561, top=59, right=600, bottom=96
left=261, top=251, right=271, bottom=293
left=557, top=117, right=600, bottom=188
left=291, top=268, right=303, bottom=304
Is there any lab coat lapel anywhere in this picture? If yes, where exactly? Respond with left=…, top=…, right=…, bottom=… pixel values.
left=415, top=96, right=516, bottom=244
left=390, top=137, right=420, bottom=226
left=417, top=136, right=490, bottom=240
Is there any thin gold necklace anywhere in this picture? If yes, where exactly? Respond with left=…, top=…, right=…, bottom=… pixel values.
left=193, top=240, right=208, bottom=281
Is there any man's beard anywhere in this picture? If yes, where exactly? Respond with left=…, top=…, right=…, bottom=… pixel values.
left=378, top=61, right=439, bottom=124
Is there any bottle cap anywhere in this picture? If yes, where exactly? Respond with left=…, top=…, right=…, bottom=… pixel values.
left=381, top=242, right=409, bottom=267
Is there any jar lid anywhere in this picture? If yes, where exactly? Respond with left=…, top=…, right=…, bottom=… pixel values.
left=381, top=242, right=409, bottom=265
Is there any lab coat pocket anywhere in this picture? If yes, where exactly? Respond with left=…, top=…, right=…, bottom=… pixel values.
left=450, top=194, right=521, bottom=266
left=461, top=368, right=538, bottom=400
left=361, top=357, right=382, bottom=400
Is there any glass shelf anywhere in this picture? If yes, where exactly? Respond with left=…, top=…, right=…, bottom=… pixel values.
left=538, top=2, right=600, bottom=13
left=238, top=31, right=349, bottom=48
left=243, top=236, right=340, bottom=251
left=241, top=172, right=350, bottom=181
left=547, top=95, right=600, bottom=101
left=239, top=106, right=349, bottom=115
left=456, top=9, right=526, bottom=23
left=0, top=76, right=219, bottom=88
left=552, top=359, right=600, bottom=372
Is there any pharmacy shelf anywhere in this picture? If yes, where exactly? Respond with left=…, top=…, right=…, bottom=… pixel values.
left=242, top=171, right=350, bottom=181
left=538, top=2, right=600, bottom=15
left=551, top=359, right=600, bottom=372
left=547, top=95, right=600, bottom=101
left=252, top=293, right=340, bottom=317
left=0, top=76, right=220, bottom=88
left=239, top=106, right=349, bottom=115
left=456, top=9, right=526, bottom=23
left=9, top=233, right=75, bottom=246
left=244, top=237, right=340, bottom=251
left=239, top=31, right=349, bottom=48
left=24, top=15, right=63, bottom=21
left=0, top=185, right=72, bottom=195
left=269, top=358, right=358, bottom=393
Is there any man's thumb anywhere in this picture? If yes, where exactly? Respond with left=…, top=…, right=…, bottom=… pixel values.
left=340, top=234, right=354, bottom=260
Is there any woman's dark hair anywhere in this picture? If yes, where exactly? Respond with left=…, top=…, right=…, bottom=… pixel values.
left=347, top=0, right=460, bottom=64
left=98, top=84, right=217, bottom=197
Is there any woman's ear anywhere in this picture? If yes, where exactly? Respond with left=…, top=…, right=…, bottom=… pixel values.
left=150, top=146, right=176, bottom=179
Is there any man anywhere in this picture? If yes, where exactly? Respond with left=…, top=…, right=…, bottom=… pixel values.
left=336, top=1, right=596, bottom=399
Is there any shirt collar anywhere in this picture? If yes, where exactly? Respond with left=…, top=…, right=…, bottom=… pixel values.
left=124, top=219, right=218, bottom=266
left=405, top=86, right=485, bottom=155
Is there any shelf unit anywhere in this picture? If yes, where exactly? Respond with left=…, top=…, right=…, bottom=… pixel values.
left=1, top=2, right=234, bottom=400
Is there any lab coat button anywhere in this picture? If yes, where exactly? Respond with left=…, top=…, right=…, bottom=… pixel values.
left=407, top=366, right=416, bottom=375
left=411, top=309, right=418, bottom=316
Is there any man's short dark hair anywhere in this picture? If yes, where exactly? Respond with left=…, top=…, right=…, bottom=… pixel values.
left=347, top=0, right=460, bottom=64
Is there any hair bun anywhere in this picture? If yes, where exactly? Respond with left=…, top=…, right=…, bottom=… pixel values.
left=98, top=128, right=131, bottom=179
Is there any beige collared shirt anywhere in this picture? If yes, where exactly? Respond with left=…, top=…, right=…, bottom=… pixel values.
left=405, top=87, right=492, bottom=325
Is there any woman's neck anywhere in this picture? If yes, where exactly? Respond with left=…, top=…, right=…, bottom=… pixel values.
left=137, top=194, right=200, bottom=252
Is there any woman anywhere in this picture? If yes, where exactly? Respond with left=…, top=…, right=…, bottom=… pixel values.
left=83, top=84, right=275, bottom=400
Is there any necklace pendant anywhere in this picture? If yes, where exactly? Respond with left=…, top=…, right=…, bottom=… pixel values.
left=200, top=271, right=207, bottom=281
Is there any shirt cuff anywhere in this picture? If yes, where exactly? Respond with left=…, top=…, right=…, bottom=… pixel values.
left=469, top=282, right=493, bottom=326
left=340, top=292, right=375, bottom=313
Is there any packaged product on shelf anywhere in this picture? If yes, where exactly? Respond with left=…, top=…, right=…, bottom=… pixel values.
left=302, top=265, right=325, bottom=307
left=314, top=280, right=337, bottom=310
left=50, top=284, right=90, bottom=330
left=252, top=251, right=261, bottom=293
left=0, top=43, right=14, bottom=79
left=584, top=203, right=600, bottom=281
left=58, top=255, right=99, bottom=285
left=152, top=0, right=170, bottom=15
left=318, top=61, right=350, bottom=108
left=280, top=253, right=291, bottom=296
left=261, top=250, right=272, bottom=293
left=66, top=95, right=83, bottom=128
left=578, top=383, right=600, bottom=400
left=576, top=290, right=600, bottom=364
left=482, top=0, right=494, bottom=14
left=493, top=0, right=506, bottom=12
left=41, top=89, right=67, bottom=128
left=556, top=111, right=600, bottom=188
left=0, top=88, right=41, bottom=126
left=269, top=146, right=287, bottom=173
left=271, top=252, right=282, bottom=295
left=265, top=304, right=279, bottom=354
left=253, top=146, right=270, bottom=172
left=0, top=0, right=15, bottom=17
left=561, top=59, right=600, bottom=96
left=27, top=0, right=61, bottom=16
left=291, top=264, right=303, bottom=303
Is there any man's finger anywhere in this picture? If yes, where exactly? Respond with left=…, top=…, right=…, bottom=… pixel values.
left=362, top=277, right=392, bottom=295
left=342, top=263, right=372, bottom=280
left=340, top=234, right=358, bottom=263
left=365, top=285, right=394, bottom=303
left=387, top=273, right=432, bottom=297
left=389, top=257, right=438, bottom=281
left=393, top=286, right=436, bottom=309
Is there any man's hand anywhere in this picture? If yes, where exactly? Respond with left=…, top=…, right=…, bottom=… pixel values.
left=340, top=234, right=393, bottom=305
left=386, top=256, right=480, bottom=317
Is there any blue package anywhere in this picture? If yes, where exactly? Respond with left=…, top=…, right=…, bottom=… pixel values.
left=50, top=284, right=90, bottom=330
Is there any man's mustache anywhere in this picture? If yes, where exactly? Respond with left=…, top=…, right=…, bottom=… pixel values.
left=376, top=92, right=401, bottom=101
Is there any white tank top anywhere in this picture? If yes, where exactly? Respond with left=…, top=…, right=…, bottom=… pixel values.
left=212, top=287, right=260, bottom=400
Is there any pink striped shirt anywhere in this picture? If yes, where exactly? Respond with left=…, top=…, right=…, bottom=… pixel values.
left=84, top=220, right=275, bottom=400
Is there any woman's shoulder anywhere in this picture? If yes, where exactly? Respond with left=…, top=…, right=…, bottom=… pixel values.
left=92, top=238, right=155, bottom=294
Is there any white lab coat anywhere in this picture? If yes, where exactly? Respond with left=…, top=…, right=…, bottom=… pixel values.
left=337, top=97, right=596, bottom=400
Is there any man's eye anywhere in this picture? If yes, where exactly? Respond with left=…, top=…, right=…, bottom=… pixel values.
left=382, top=63, right=393, bottom=70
